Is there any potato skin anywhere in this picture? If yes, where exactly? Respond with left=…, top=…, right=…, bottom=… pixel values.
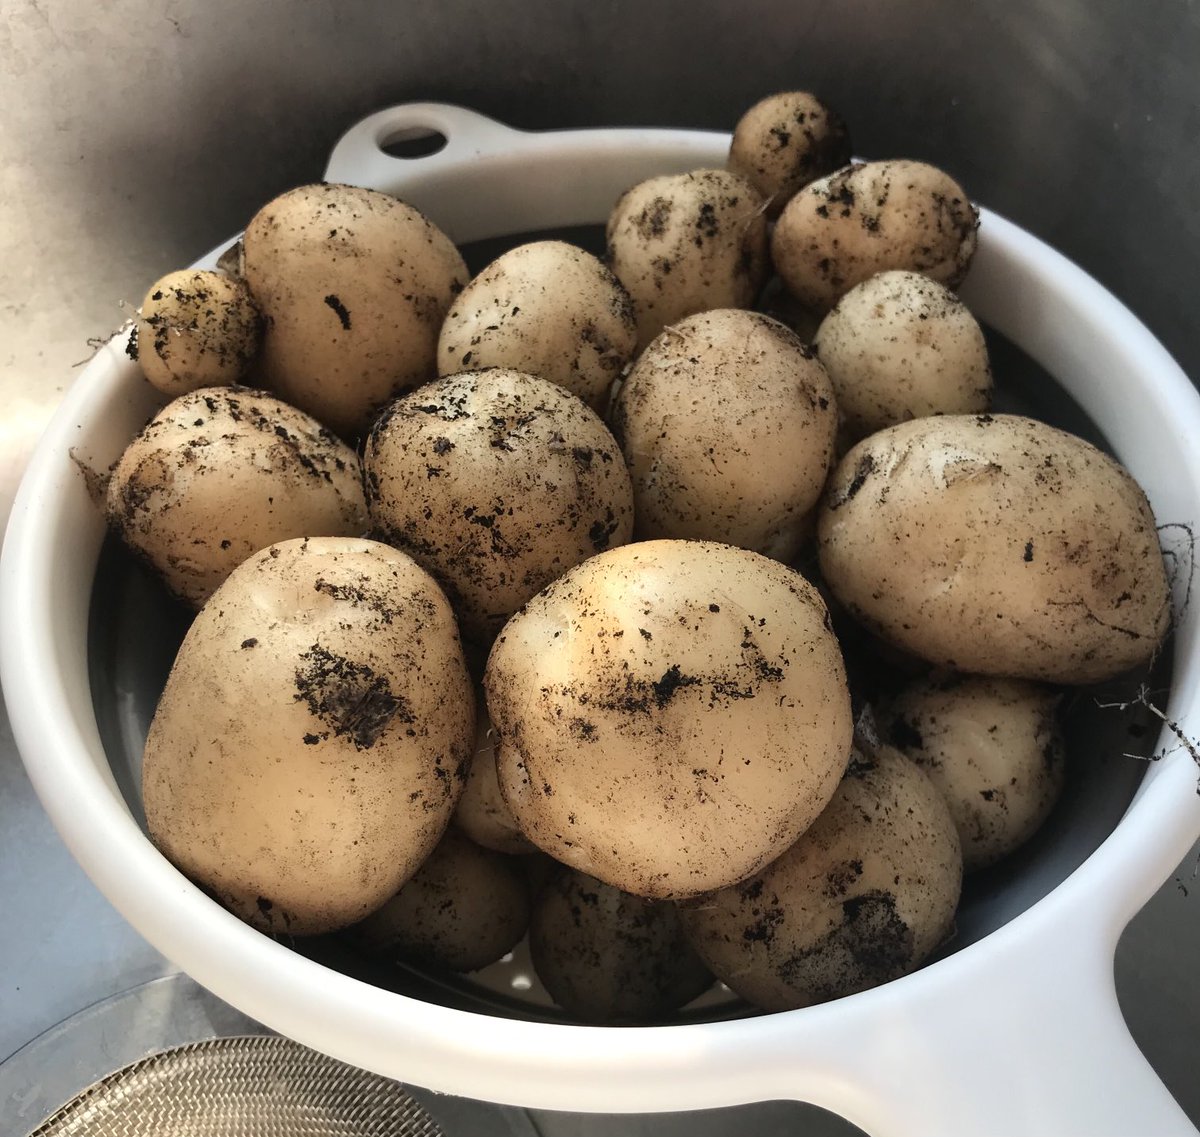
left=105, top=387, right=366, bottom=606
left=530, top=868, right=712, bottom=1023
left=772, top=161, right=978, bottom=312
left=243, top=183, right=467, bottom=438
left=484, top=539, right=853, bottom=900
left=679, top=748, right=962, bottom=1011
left=817, top=414, right=1171, bottom=683
left=611, top=309, right=836, bottom=561
left=607, top=169, right=769, bottom=348
left=354, top=829, right=530, bottom=972
left=142, top=537, right=475, bottom=937
left=437, top=241, right=636, bottom=411
left=813, top=270, right=991, bottom=442
left=364, top=368, right=634, bottom=644
left=136, top=269, right=261, bottom=396
left=883, top=674, right=1065, bottom=871
left=727, top=91, right=852, bottom=217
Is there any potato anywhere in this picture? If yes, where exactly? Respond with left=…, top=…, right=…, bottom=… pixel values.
left=679, top=747, right=962, bottom=1011
left=437, top=241, right=636, bottom=411
left=354, top=829, right=530, bottom=972
left=364, top=368, right=634, bottom=644
left=484, top=539, right=853, bottom=900
left=882, top=674, right=1066, bottom=871
left=454, top=703, right=536, bottom=855
left=142, top=537, right=475, bottom=936
left=727, top=91, right=852, bottom=217
left=242, top=183, right=468, bottom=438
left=135, top=269, right=261, bottom=396
left=611, top=309, right=837, bottom=561
left=105, top=387, right=366, bottom=606
left=607, top=169, right=769, bottom=348
left=813, top=270, right=992, bottom=442
left=530, top=867, right=712, bottom=1023
left=772, top=160, right=978, bottom=312
left=817, top=413, right=1171, bottom=683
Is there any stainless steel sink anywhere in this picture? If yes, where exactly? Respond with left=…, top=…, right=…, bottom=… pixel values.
left=2, top=2, right=1199, bottom=1132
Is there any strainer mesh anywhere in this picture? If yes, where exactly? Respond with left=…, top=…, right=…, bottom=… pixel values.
left=28, top=1036, right=444, bottom=1137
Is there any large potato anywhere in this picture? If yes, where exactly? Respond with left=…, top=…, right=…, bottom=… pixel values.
left=105, top=387, right=366, bottom=606
left=242, top=183, right=468, bottom=438
left=437, top=240, right=636, bottom=411
left=142, top=537, right=475, bottom=936
left=364, top=369, right=634, bottom=644
left=611, top=309, right=837, bottom=561
left=772, top=161, right=978, bottom=312
left=817, top=414, right=1171, bottom=683
left=484, top=539, right=853, bottom=900
left=680, top=747, right=962, bottom=1011
left=607, top=169, right=769, bottom=348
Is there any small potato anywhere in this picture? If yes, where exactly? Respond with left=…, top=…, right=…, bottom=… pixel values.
left=612, top=309, right=836, bottom=561
left=883, top=674, right=1066, bottom=871
left=680, top=748, right=962, bottom=1011
left=813, top=270, right=992, bottom=442
left=243, top=183, right=468, bottom=438
left=105, top=387, right=366, bottom=606
left=530, top=868, right=712, bottom=1023
left=607, top=169, right=769, bottom=348
left=364, top=369, right=634, bottom=643
left=484, top=539, right=853, bottom=900
left=772, top=161, right=979, bottom=312
left=354, top=829, right=530, bottom=972
left=142, top=537, right=475, bottom=936
left=817, top=414, right=1171, bottom=683
left=437, top=241, right=636, bottom=411
left=454, top=704, right=536, bottom=855
left=727, top=91, right=852, bottom=216
left=135, top=269, right=261, bottom=396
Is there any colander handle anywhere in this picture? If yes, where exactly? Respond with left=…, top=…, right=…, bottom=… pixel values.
left=320, top=102, right=728, bottom=243
left=769, top=911, right=1197, bottom=1137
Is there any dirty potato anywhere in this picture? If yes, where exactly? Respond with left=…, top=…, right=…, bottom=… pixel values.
left=612, top=309, right=837, bottom=561
left=242, top=183, right=467, bottom=438
left=437, top=241, right=637, bottom=411
left=364, top=368, right=634, bottom=644
left=142, top=537, right=475, bottom=936
left=105, top=387, right=366, bottom=606
left=772, top=160, right=978, bottom=312
left=817, top=414, right=1171, bottom=683
left=135, top=269, right=262, bottom=396
left=680, top=747, right=962, bottom=1011
left=484, top=539, right=853, bottom=900
left=354, top=828, right=530, bottom=972
left=813, top=269, right=992, bottom=443
left=607, top=169, right=769, bottom=348
left=727, top=91, right=852, bottom=216
left=883, top=673, right=1066, bottom=871
left=530, top=867, right=712, bottom=1023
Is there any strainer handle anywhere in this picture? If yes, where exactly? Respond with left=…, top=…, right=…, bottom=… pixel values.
left=766, top=911, right=1197, bottom=1137
left=320, top=102, right=728, bottom=243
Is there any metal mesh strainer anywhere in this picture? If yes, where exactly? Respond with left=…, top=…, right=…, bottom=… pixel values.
left=28, top=1036, right=444, bottom=1137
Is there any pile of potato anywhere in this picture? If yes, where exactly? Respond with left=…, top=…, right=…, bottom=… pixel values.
left=106, top=91, right=1171, bottom=1023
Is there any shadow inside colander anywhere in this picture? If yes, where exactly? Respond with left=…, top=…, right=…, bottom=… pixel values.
left=87, top=226, right=1166, bottom=1026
